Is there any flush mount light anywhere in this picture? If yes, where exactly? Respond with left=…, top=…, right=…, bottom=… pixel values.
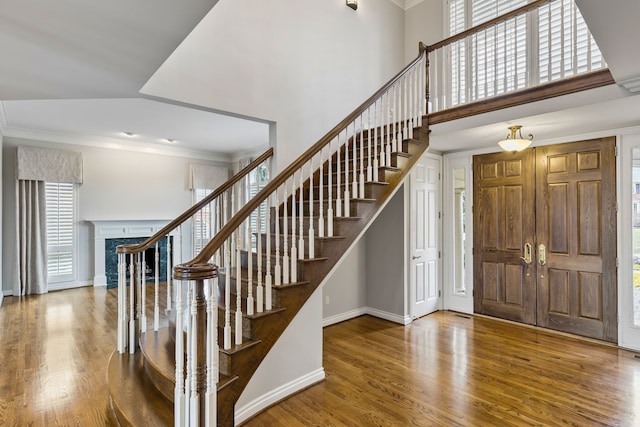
left=122, top=131, right=135, bottom=137
left=498, top=125, right=533, bottom=152
left=164, top=138, right=177, bottom=144
left=346, top=0, right=357, bottom=10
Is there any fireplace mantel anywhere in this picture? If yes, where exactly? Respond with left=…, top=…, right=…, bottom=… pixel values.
left=88, top=219, right=182, bottom=286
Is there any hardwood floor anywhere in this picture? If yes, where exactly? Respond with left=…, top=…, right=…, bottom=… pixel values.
left=246, top=313, right=640, bottom=427
left=1, top=286, right=639, bottom=426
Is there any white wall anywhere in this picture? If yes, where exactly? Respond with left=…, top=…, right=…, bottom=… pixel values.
left=0, top=130, right=3, bottom=305
left=1, top=136, right=230, bottom=294
left=141, top=0, right=406, bottom=173
left=404, top=0, right=444, bottom=63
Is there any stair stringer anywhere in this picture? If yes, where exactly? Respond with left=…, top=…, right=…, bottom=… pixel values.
left=217, top=137, right=430, bottom=426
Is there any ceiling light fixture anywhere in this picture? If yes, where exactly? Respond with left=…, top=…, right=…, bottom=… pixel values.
left=498, top=125, right=533, bottom=152
left=122, top=131, right=135, bottom=137
left=346, top=0, right=358, bottom=10
left=165, top=138, right=177, bottom=144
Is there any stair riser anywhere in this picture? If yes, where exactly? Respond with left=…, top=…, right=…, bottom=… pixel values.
left=273, top=215, right=362, bottom=236
left=218, top=272, right=282, bottom=306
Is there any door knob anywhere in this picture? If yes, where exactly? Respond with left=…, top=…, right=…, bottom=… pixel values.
left=520, top=243, right=532, bottom=264
left=412, top=255, right=422, bottom=260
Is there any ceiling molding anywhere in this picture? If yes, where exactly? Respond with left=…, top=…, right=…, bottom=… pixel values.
left=619, top=76, right=640, bottom=93
left=387, top=0, right=406, bottom=9
left=404, top=0, right=425, bottom=10
left=2, top=126, right=232, bottom=162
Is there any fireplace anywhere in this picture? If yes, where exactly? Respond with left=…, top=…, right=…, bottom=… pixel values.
left=88, top=220, right=181, bottom=288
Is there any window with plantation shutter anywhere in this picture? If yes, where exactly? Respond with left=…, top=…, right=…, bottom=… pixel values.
left=248, top=165, right=269, bottom=250
left=193, top=188, right=213, bottom=255
left=441, top=0, right=605, bottom=110
left=46, top=182, right=76, bottom=285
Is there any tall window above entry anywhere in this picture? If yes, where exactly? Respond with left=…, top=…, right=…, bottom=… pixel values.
left=439, top=0, right=605, bottom=110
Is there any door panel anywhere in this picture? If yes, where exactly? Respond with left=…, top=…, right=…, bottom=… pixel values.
left=473, top=137, right=617, bottom=342
left=536, top=137, right=617, bottom=342
left=473, top=150, right=536, bottom=324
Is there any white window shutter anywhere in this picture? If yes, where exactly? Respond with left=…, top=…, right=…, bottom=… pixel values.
left=46, top=182, right=76, bottom=284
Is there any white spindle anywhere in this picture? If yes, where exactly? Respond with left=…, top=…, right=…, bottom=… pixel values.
left=174, top=279, right=185, bottom=427
left=366, top=107, right=372, bottom=183
left=189, top=282, right=199, bottom=427
left=387, top=86, right=393, bottom=167
left=166, top=237, right=172, bottom=311
left=256, top=199, right=264, bottom=314
left=140, top=252, right=146, bottom=332
left=373, top=99, right=379, bottom=180
left=344, top=127, right=350, bottom=217
left=265, top=194, right=273, bottom=311
left=117, top=252, right=125, bottom=353
left=129, top=254, right=136, bottom=354
left=351, top=122, right=358, bottom=199
left=223, top=239, right=231, bottom=350
left=275, top=189, right=282, bottom=287
left=359, top=115, right=365, bottom=199
left=291, top=178, right=298, bottom=282
left=318, top=149, right=325, bottom=239
left=205, top=277, right=218, bottom=427
left=308, top=158, right=315, bottom=259
left=298, top=168, right=305, bottom=260
left=327, top=142, right=334, bottom=237
left=154, top=242, right=160, bottom=331
left=283, top=183, right=290, bottom=284
left=235, top=230, right=243, bottom=346
left=247, top=212, right=254, bottom=316
left=336, top=132, right=342, bottom=218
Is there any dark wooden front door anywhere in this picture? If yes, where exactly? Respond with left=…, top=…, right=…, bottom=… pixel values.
left=473, top=137, right=617, bottom=342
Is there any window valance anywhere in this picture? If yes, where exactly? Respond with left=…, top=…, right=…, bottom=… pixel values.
left=188, top=164, right=229, bottom=190
left=16, top=146, right=83, bottom=183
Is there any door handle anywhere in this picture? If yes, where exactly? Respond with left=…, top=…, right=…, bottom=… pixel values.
left=538, top=244, right=546, bottom=266
left=412, top=255, right=422, bottom=260
left=520, top=243, right=532, bottom=264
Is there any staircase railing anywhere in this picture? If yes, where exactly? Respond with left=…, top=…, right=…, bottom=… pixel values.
left=115, top=149, right=273, bottom=355
left=171, top=43, right=428, bottom=426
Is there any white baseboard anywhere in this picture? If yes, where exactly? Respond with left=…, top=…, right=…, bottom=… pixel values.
left=323, top=307, right=412, bottom=327
left=323, top=307, right=368, bottom=327
left=48, top=280, right=93, bottom=292
left=235, top=368, right=325, bottom=425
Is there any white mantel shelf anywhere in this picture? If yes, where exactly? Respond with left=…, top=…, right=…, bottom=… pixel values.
left=88, top=219, right=181, bottom=286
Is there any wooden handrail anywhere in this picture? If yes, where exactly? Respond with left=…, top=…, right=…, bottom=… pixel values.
left=186, top=43, right=428, bottom=266
left=428, top=0, right=551, bottom=52
left=117, top=148, right=273, bottom=255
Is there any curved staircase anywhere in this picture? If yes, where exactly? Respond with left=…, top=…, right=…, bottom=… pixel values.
left=107, top=46, right=429, bottom=426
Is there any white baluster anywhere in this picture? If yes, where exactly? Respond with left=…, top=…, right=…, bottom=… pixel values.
left=265, top=194, right=273, bottom=311
left=275, top=189, right=282, bottom=287
left=419, top=56, right=425, bottom=126
left=174, top=280, right=185, bottom=427
left=336, top=131, right=342, bottom=218
left=247, top=212, right=254, bottom=316
left=318, top=149, right=325, bottom=239
left=223, top=239, right=231, bottom=350
left=235, top=230, right=243, bottom=346
left=205, top=277, right=218, bottom=427
left=166, top=237, right=172, bottom=311
left=351, top=121, right=358, bottom=199
left=256, top=199, right=264, bottom=314
left=290, top=177, right=298, bottom=282
left=230, top=187, right=235, bottom=269
left=298, top=168, right=305, bottom=260
left=373, top=99, right=379, bottom=181
left=403, top=74, right=408, bottom=141
left=117, top=252, right=125, bottom=353
left=367, top=107, right=373, bottom=183
left=140, top=252, right=146, bottom=332
left=282, top=183, right=290, bottom=285
left=129, top=253, right=136, bottom=354
left=189, top=281, right=199, bottom=427
left=359, top=115, right=365, bottom=199
left=327, top=142, right=334, bottom=237
left=387, top=86, right=393, bottom=167
left=344, top=127, right=351, bottom=217
left=154, top=242, right=160, bottom=331
left=308, top=158, right=315, bottom=259
left=409, top=70, right=414, bottom=140
left=381, top=91, right=388, bottom=168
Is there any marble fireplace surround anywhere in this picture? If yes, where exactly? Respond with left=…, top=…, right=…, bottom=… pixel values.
left=89, top=220, right=181, bottom=286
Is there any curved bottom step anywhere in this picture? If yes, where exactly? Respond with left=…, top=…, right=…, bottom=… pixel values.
left=107, top=350, right=173, bottom=427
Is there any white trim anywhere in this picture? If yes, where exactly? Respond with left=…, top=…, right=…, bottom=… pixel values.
left=405, top=0, right=425, bottom=10
left=0, top=101, right=7, bottom=132
left=365, top=307, right=412, bottom=325
left=2, top=126, right=231, bottom=162
left=48, top=280, right=93, bottom=292
left=235, top=368, right=325, bottom=425
left=619, top=76, right=640, bottom=93
left=323, top=307, right=368, bottom=327
left=388, top=0, right=407, bottom=9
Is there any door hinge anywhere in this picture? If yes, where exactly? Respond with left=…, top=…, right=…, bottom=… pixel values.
left=615, top=146, right=619, bottom=156
left=616, top=257, right=619, bottom=268
left=439, top=251, right=441, bottom=258
left=438, top=211, right=441, bottom=219
left=438, top=172, right=441, bottom=180
left=438, top=289, right=442, bottom=297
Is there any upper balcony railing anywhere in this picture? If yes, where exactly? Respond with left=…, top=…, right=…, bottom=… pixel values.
left=427, top=0, right=612, bottom=122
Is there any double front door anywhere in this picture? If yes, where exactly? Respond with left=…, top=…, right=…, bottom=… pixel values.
left=473, top=137, right=617, bottom=342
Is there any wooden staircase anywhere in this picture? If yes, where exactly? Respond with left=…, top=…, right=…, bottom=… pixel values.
left=107, top=127, right=429, bottom=426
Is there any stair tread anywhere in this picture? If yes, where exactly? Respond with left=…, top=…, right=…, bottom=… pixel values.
left=108, top=350, right=173, bottom=427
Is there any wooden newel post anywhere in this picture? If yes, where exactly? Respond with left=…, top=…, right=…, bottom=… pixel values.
left=174, top=262, right=218, bottom=426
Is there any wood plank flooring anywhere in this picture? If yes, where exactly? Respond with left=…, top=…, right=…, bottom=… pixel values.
left=1, top=286, right=639, bottom=426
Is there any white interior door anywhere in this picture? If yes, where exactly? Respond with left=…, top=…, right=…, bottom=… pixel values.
left=411, top=154, right=441, bottom=319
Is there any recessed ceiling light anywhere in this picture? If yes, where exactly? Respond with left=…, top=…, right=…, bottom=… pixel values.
left=122, top=131, right=135, bottom=137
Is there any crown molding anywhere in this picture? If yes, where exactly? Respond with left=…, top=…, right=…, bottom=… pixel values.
left=388, top=0, right=406, bottom=9
left=619, top=75, right=640, bottom=93
left=404, top=0, right=425, bottom=10
left=2, top=126, right=232, bottom=162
